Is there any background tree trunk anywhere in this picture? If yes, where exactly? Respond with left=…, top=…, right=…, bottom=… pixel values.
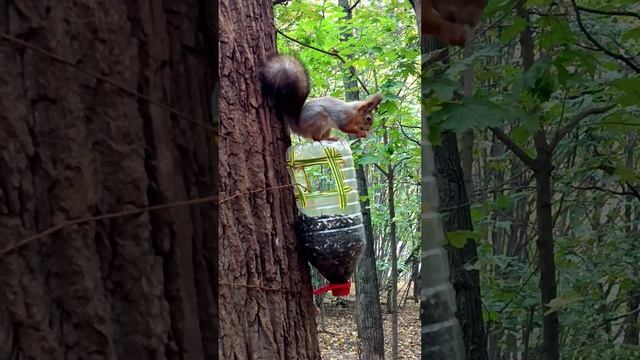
left=337, top=1, right=386, bottom=358
left=434, top=133, right=489, bottom=360
left=423, top=34, right=488, bottom=360
left=218, top=1, right=320, bottom=359
left=383, top=129, right=399, bottom=360
left=517, top=3, right=560, bottom=358
left=0, top=0, right=217, bottom=359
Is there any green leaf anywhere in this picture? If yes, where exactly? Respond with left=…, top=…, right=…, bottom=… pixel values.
left=424, top=78, right=460, bottom=100
left=611, top=77, right=640, bottom=106
left=614, top=163, right=640, bottom=182
left=431, top=98, right=507, bottom=132
left=499, top=16, right=527, bottom=43
left=539, top=17, right=576, bottom=49
left=544, top=291, right=583, bottom=316
left=447, top=230, right=484, bottom=249
left=511, top=125, right=531, bottom=143
left=621, top=27, right=640, bottom=42
left=496, top=194, right=511, bottom=209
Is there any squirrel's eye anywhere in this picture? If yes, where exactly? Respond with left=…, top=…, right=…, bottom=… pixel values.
left=366, top=115, right=372, bottom=122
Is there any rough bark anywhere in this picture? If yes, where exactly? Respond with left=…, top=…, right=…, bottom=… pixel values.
left=218, top=1, right=320, bottom=359
left=0, top=1, right=217, bottom=359
left=433, top=133, right=489, bottom=360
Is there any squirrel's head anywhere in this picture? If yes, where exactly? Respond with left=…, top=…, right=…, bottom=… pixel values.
left=355, top=94, right=384, bottom=135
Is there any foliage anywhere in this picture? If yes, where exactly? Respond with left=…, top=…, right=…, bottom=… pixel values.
left=422, top=0, right=640, bottom=358
left=274, top=0, right=421, bottom=290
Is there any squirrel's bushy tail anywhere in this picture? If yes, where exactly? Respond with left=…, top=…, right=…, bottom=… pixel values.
left=259, top=55, right=310, bottom=126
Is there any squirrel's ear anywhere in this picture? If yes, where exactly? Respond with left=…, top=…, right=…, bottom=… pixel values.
left=360, top=94, right=383, bottom=112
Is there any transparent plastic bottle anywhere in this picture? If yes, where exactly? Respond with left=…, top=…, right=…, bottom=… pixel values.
left=286, top=140, right=364, bottom=296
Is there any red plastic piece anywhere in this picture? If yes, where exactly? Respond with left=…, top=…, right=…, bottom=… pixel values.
left=312, top=281, right=351, bottom=297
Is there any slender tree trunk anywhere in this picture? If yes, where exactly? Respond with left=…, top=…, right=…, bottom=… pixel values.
left=0, top=1, right=217, bottom=359
left=337, top=1, right=385, bottom=359
left=218, top=1, right=320, bottom=359
left=354, top=164, right=387, bottom=360
left=381, top=128, right=399, bottom=360
left=425, top=31, right=488, bottom=360
left=434, top=133, right=489, bottom=360
left=623, top=134, right=639, bottom=345
left=518, top=2, right=560, bottom=358
left=533, top=152, right=559, bottom=360
left=389, top=161, right=399, bottom=360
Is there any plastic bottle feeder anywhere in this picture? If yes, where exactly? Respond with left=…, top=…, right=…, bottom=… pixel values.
left=286, top=140, right=365, bottom=297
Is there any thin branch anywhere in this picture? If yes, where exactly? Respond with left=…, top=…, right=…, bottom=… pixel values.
left=374, top=163, right=388, bottom=177
left=627, top=183, right=640, bottom=201
left=575, top=5, right=640, bottom=19
left=489, top=127, right=536, bottom=168
left=276, top=27, right=371, bottom=94
left=397, top=122, right=421, bottom=147
left=597, top=306, right=640, bottom=328
left=348, top=0, right=362, bottom=12
left=272, top=0, right=289, bottom=4
left=570, top=0, right=640, bottom=73
left=218, top=184, right=294, bottom=204
left=2, top=184, right=296, bottom=256
left=550, top=104, right=616, bottom=150
left=571, top=185, right=636, bottom=197
left=1, top=196, right=216, bottom=256
left=219, top=281, right=301, bottom=293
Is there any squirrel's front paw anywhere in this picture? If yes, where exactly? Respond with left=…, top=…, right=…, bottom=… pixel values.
left=358, top=131, right=369, bottom=138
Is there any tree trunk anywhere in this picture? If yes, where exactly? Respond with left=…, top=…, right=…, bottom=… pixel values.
left=532, top=153, right=559, bottom=360
left=218, top=1, right=320, bottom=359
left=420, top=34, right=465, bottom=360
left=337, top=1, right=385, bottom=358
left=0, top=1, right=217, bottom=359
left=386, top=131, right=399, bottom=360
left=354, top=164, right=387, bottom=360
left=518, top=2, right=559, bottom=358
left=424, top=31, right=488, bottom=360
left=434, top=133, right=489, bottom=360
left=624, top=134, right=639, bottom=345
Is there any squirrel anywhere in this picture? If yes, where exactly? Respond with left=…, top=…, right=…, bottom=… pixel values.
left=422, top=0, right=488, bottom=47
left=259, top=54, right=384, bottom=141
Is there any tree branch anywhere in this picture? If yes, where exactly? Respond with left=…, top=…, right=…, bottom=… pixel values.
left=571, top=185, right=637, bottom=198
left=575, top=5, right=640, bottom=19
left=397, top=122, right=421, bottom=147
left=275, top=27, right=371, bottom=94
left=550, top=104, right=616, bottom=150
left=489, top=127, right=536, bottom=168
left=627, top=183, right=640, bottom=201
left=348, top=0, right=362, bottom=12
left=273, top=0, right=289, bottom=5
left=374, top=163, right=388, bottom=177
left=571, top=0, right=640, bottom=73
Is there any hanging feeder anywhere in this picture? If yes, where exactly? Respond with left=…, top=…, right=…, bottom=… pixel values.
left=286, top=140, right=365, bottom=297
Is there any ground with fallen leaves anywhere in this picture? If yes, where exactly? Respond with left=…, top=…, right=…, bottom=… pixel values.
left=316, top=297, right=420, bottom=360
